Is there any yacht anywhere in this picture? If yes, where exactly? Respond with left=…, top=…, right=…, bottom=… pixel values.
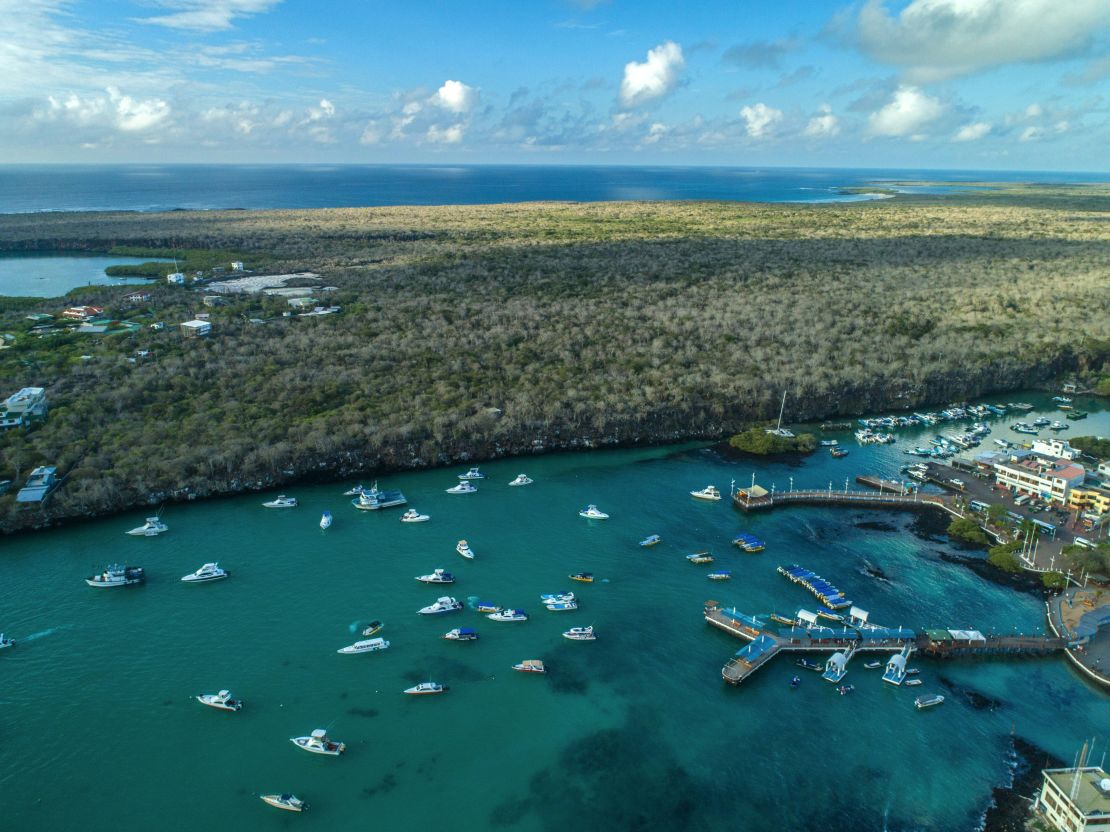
left=404, top=682, right=447, bottom=695
left=400, top=509, right=430, bottom=523
left=513, top=659, right=546, bottom=674
left=690, top=485, right=722, bottom=501
left=488, top=609, right=528, bottom=622
left=914, top=694, right=945, bottom=709
left=290, top=729, right=345, bottom=756
left=181, top=562, right=228, bottom=583
left=260, top=794, right=306, bottom=813
left=361, top=620, right=384, bottom=637
left=475, top=601, right=502, bottom=614
left=337, top=637, right=390, bottom=654
left=569, top=572, right=594, bottom=583
left=578, top=505, right=609, bottom=520
left=351, top=482, right=407, bottom=510
left=419, top=596, right=462, bottom=615
left=446, top=481, right=477, bottom=495
left=343, top=484, right=366, bottom=496
left=509, top=474, right=533, bottom=486
left=319, top=511, right=332, bottom=530
left=456, top=540, right=475, bottom=559
left=443, top=628, right=478, bottom=641
left=262, top=495, right=297, bottom=508
left=563, top=626, right=596, bottom=641
left=416, top=568, right=455, bottom=584
left=86, top=564, right=144, bottom=588
left=126, top=517, right=168, bottom=537
left=196, top=690, right=242, bottom=711
left=0, top=633, right=13, bottom=650
left=639, top=534, right=662, bottom=547
left=458, top=467, right=485, bottom=480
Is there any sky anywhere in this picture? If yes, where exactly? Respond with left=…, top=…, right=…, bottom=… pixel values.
left=1, top=0, right=1108, bottom=169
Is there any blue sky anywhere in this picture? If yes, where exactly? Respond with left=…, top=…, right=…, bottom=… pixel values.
left=2, top=0, right=1108, bottom=169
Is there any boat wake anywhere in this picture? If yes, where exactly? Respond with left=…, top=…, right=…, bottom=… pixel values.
left=22, top=627, right=59, bottom=641
left=465, top=595, right=481, bottom=610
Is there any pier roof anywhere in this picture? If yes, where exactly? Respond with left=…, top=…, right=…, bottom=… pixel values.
left=735, top=635, right=777, bottom=664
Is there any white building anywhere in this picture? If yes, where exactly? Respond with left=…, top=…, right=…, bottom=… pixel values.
left=231, top=261, right=245, bottom=271
left=166, top=272, right=186, bottom=285
left=0, top=387, right=47, bottom=429
left=993, top=455, right=1086, bottom=504
left=1099, top=461, right=1110, bottom=480
left=1032, top=438, right=1080, bottom=461
left=1036, top=766, right=1110, bottom=832
left=180, top=320, right=212, bottom=337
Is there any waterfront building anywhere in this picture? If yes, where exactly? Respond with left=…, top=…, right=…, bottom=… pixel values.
left=180, top=320, right=212, bottom=337
left=1033, top=439, right=1081, bottom=461
left=993, top=455, right=1086, bottom=505
left=16, top=466, right=57, bottom=503
left=61, top=305, right=104, bottom=321
left=1035, top=765, right=1110, bottom=832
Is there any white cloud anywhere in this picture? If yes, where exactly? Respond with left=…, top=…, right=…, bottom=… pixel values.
left=803, top=104, right=839, bottom=138
left=619, top=41, right=684, bottom=107
left=38, top=86, right=171, bottom=133
left=426, top=123, right=465, bottom=144
left=855, top=0, right=1110, bottom=82
left=136, top=0, right=284, bottom=32
left=867, top=85, right=945, bottom=137
left=740, top=102, right=782, bottom=138
left=953, top=121, right=991, bottom=141
left=432, top=80, right=479, bottom=114
left=1025, top=103, right=1043, bottom=118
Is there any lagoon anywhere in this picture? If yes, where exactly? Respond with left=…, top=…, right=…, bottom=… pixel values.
left=0, top=253, right=170, bottom=297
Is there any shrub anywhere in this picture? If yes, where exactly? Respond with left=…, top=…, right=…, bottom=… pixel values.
left=949, top=516, right=990, bottom=545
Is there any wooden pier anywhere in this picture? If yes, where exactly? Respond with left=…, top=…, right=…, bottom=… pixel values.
left=732, top=486, right=946, bottom=513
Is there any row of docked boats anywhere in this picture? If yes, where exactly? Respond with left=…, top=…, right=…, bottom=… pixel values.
left=777, top=564, right=852, bottom=610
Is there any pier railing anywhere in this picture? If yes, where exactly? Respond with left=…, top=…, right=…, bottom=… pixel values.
left=733, top=488, right=947, bottom=512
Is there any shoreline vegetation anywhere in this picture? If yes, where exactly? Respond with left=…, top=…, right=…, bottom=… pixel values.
left=0, top=188, right=1107, bottom=534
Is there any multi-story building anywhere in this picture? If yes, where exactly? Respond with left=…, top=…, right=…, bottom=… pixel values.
left=993, top=455, right=1085, bottom=504
left=1069, top=486, right=1110, bottom=517
left=0, top=387, right=48, bottom=429
left=1032, top=438, right=1080, bottom=461
left=61, top=305, right=104, bottom=321
left=1035, top=765, right=1110, bottom=832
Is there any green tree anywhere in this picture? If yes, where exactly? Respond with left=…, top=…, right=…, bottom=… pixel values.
left=987, top=542, right=1023, bottom=573
left=949, top=516, right=989, bottom=545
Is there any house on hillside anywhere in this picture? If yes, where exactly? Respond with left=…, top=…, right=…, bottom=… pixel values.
left=16, top=466, right=57, bottom=503
left=166, top=272, right=186, bottom=285
left=61, top=305, right=104, bottom=321
left=180, top=319, right=212, bottom=337
left=123, top=291, right=153, bottom=305
left=1, top=387, right=48, bottom=430
left=231, top=261, right=245, bottom=271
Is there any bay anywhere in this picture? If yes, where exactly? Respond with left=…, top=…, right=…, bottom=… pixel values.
left=0, top=253, right=172, bottom=297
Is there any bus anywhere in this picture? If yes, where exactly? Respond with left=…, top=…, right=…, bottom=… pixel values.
left=968, top=500, right=990, bottom=513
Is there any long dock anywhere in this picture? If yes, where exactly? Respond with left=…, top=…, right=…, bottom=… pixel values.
left=733, top=486, right=947, bottom=513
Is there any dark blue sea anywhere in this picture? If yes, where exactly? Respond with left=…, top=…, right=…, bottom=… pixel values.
left=0, top=165, right=1104, bottom=213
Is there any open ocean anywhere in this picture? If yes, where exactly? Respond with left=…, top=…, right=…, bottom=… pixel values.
left=0, top=164, right=1105, bottom=214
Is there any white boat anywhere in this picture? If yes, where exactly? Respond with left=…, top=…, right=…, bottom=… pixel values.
left=351, top=482, right=407, bottom=510
left=260, top=794, right=306, bottom=812
left=458, top=467, right=485, bottom=480
left=319, top=511, right=333, bottom=530
left=578, top=505, right=609, bottom=520
left=540, top=592, right=575, bottom=603
left=0, top=633, right=13, bottom=650
left=400, top=509, right=430, bottom=523
left=508, top=474, right=533, bottom=486
left=404, top=682, right=447, bottom=695
left=290, top=729, right=345, bottom=756
left=544, top=600, right=578, bottom=611
left=456, top=540, right=475, bottom=559
left=196, top=690, right=242, bottom=711
left=126, top=516, right=168, bottom=536
left=446, top=482, right=477, bottom=494
left=563, top=625, right=596, bottom=641
left=343, top=484, right=366, bottom=496
left=337, top=637, right=390, bottom=654
left=863, top=661, right=882, bottom=669
left=416, top=568, right=455, bottom=584
left=419, top=596, right=462, bottom=615
left=690, top=485, right=722, bottom=501
left=86, top=564, right=145, bottom=588
left=487, top=609, right=528, bottom=622
left=443, top=628, right=478, bottom=641
left=905, top=678, right=923, bottom=687
left=181, top=562, right=228, bottom=583
left=513, top=659, right=546, bottom=674
left=262, top=495, right=298, bottom=508
left=914, top=694, right=945, bottom=709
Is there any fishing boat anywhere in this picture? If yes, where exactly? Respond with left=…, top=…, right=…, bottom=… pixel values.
left=444, top=628, right=478, bottom=641
left=513, top=659, right=546, bottom=674
left=351, top=482, right=407, bottom=510
left=458, top=467, right=485, bottom=480
left=905, top=678, right=923, bottom=687
left=361, top=620, right=384, bottom=637
left=290, top=729, right=345, bottom=755
left=262, top=495, right=298, bottom=508
left=475, top=601, right=502, bottom=614
left=337, top=637, right=390, bottom=654
left=343, top=485, right=366, bottom=496
left=579, top=505, right=609, bottom=520
left=769, top=613, right=795, bottom=626
left=404, top=682, right=447, bottom=695
left=639, top=534, right=662, bottom=547
left=181, top=562, right=228, bottom=583
left=1067, top=410, right=1088, bottom=420
left=690, top=485, right=722, bottom=501
left=196, top=690, right=242, bottom=711
left=1032, top=417, right=1050, bottom=427
left=319, top=511, right=333, bottom=530
left=446, top=481, right=477, bottom=495
left=795, top=658, right=822, bottom=672
left=400, top=509, right=430, bottom=523
left=260, top=794, right=306, bottom=813
left=708, top=570, right=732, bottom=581
left=419, top=596, right=462, bottom=615
left=0, top=633, right=13, bottom=650
left=508, top=474, right=533, bottom=486
left=1049, top=420, right=1068, bottom=431
left=456, top=540, right=475, bottom=559
left=914, top=693, right=945, bottom=709
left=563, top=626, right=596, bottom=641
left=86, top=564, right=144, bottom=588
left=569, top=572, right=594, bottom=583
left=863, top=661, right=882, bottom=669
left=416, top=568, right=455, bottom=584
left=686, top=552, right=714, bottom=564
left=126, top=516, right=168, bottom=537
left=488, top=609, right=528, bottom=622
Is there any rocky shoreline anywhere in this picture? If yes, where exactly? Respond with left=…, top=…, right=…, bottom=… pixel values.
left=981, top=735, right=1064, bottom=832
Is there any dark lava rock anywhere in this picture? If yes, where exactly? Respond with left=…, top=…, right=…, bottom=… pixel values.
left=982, top=736, right=1064, bottom=832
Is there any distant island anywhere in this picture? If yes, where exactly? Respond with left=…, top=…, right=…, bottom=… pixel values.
left=0, top=185, right=1107, bottom=532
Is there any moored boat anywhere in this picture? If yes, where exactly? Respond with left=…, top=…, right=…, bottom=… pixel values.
left=905, top=678, right=923, bottom=687
left=863, top=661, right=882, bottom=669
left=458, top=467, right=485, bottom=480
left=579, top=504, right=609, bottom=519
left=914, top=693, right=945, bottom=709
left=416, top=568, right=455, bottom=584
left=544, top=600, right=578, bottom=611
left=444, top=628, right=478, bottom=641
left=708, top=570, right=732, bottom=581
left=337, top=637, right=389, bottom=654
left=126, top=516, right=168, bottom=536
left=563, top=625, right=596, bottom=641
left=446, top=481, right=478, bottom=494
left=260, top=794, right=306, bottom=813
left=418, top=596, right=462, bottom=615
left=319, top=511, right=333, bottom=530
left=475, top=601, right=502, bottom=614
left=686, top=552, right=714, bottom=564
left=488, top=608, right=528, bottom=622
left=86, top=564, right=144, bottom=588
left=361, top=620, right=384, bottom=637
left=404, top=682, right=447, bottom=695
left=508, top=473, right=533, bottom=486
left=262, top=495, right=298, bottom=508
left=290, top=729, right=345, bottom=755
left=513, top=659, right=546, bottom=674
left=343, top=484, right=366, bottom=496
left=456, top=540, right=475, bottom=559
left=639, top=534, right=662, bottom=547
left=400, top=509, right=430, bottom=523
left=181, top=562, right=228, bottom=583
left=690, top=485, right=722, bottom=501
left=351, top=482, right=407, bottom=510
left=795, top=658, right=822, bottom=672
left=569, top=572, right=594, bottom=583
left=196, top=689, right=242, bottom=711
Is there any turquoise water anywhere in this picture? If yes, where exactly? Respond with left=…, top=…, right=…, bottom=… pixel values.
left=1, top=393, right=1106, bottom=830
left=0, top=253, right=170, bottom=297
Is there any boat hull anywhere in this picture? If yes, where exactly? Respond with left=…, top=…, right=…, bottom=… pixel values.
left=261, top=796, right=305, bottom=812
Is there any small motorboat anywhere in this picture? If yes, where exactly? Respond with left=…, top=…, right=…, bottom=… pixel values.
left=795, top=658, right=822, bottom=672
left=404, top=682, right=447, bottom=695
left=290, top=729, right=345, bottom=755
left=830, top=448, right=849, bottom=458
left=579, top=505, right=609, bottom=520
left=343, top=484, right=366, bottom=496
left=569, top=572, right=594, bottom=583
left=0, top=633, right=13, bottom=650
left=639, top=534, right=662, bottom=547
left=686, top=552, right=714, bottom=564
left=320, top=511, right=333, bottom=530
left=456, top=540, right=475, bottom=560
left=458, top=467, right=485, bottom=480
left=690, top=485, right=722, bottom=501
left=563, top=626, right=596, bottom=641
left=837, top=684, right=855, bottom=696
left=419, top=596, right=462, bottom=615
left=509, top=474, right=533, bottom=486
left=400, top=509, right=430, bottom=523
left=181, top=562, right=228, bottom=583
left=707, top=570, right=732, bottom=581
left=544, top=600, right=578, bottom=611
left=337, top=637, right=390, bottom=654
left=488, top=609, right=528, bottom=622
left=905, top=668, right=920, bottom=676
left=1052, top=395, right=1072, bottom=403
left=863, top=661, right=882, bottom=669
left=914, top=694, right=945, bottom=710
left=86, top=564, right=144, bottom=588
left=196, top=690, right=242, bottom=711
left=513, top=659, right=546, bottom=674
left=260, top=794, right=306, bottom=813
left=905, top=678, right=923, bottom=687
left=361, top=620, right=384, bottom=637
left=540, top=592, right=575, bottom=603
left=262, top=495, right=298, bottom=508
left=126, top=516, right=168, bottom=536
left=789, top=676, right=801, bottom=689
left=1032, top=417, right=1050, bottom=427
left=446, top=481, right=478, bottom=494
left=416, top=568, right=455, bottom=584
left=444, top=628, right=478, bottom=641
left=475, top=601, right=502, bottom=614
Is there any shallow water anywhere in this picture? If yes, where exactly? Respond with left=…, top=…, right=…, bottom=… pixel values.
left=0, top=392, right=1106, bottom=830
left=0, top=253, right=171, bottom=297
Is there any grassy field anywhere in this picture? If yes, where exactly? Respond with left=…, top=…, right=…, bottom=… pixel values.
left=0, top=188, right=1107, bottom=530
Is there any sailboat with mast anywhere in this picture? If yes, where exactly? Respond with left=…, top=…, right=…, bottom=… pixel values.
left=765, top=390, right=795, bottom=438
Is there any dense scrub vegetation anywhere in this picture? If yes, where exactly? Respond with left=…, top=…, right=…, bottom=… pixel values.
left=728, top=426, right=817, bottom=455
left=0, top=192, right=1107, bottom=531
left=1070, top=436, right=1110, bottom=461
